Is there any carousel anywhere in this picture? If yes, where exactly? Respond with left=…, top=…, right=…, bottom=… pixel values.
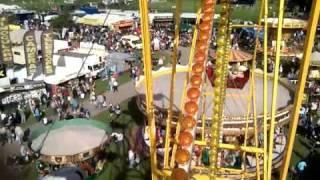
left=135, top=66, right=293, bottom=135
left=136, top=63, right=292, bottom=177
left=30, top=119, right=112, bottom=165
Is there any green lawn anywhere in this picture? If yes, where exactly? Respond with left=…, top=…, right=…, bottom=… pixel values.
left=0, top=0, right=101, bottom=11
left=290, top=134, right=320, bottom=166
left=117, top=0, right=279, bottom=22
left=17, top=95, right=320, bottom=179
left=89, top=97, right=150, bottom=180
left=22, top=97, right=149, bottom=180
left=1, top=0, right=280, bottom=22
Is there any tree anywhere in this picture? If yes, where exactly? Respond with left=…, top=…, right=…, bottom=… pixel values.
left=51, top=12, right=74, bottom=30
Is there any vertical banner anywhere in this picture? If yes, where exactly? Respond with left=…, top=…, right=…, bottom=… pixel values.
left=24, top=30, right=37, bottom=76
left=0, top=64, right=6, bottom=78
left=0, top=16, right=13, bottom=64
left=41, top=30, right=54, bottom=75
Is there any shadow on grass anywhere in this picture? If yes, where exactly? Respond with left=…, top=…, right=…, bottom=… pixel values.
left=293, top=149, right=305, bottom=160
left=106, top=152, right=119, bottom=162
left=122, top=97, right=145, bottom=126
left=299, top=151, right=320, bottom=179
left=298, top=138, right=312, bottom=150
left=110, top=120, right=128, bottom=129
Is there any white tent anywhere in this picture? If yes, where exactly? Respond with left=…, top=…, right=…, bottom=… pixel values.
left=77, top=13, right=133, bottom=27
left=10, top=29, right=42, bottom=46
left=0, top=4, right=21, bottom=12
left=311, top=51, right=320, bottom=66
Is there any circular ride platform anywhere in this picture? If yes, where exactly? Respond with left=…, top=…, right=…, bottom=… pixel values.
left=31, top=119, right=111, bottom=165
left=138, top=66, right=291, bottom=179
left=136, top=66, right=293, bottom=135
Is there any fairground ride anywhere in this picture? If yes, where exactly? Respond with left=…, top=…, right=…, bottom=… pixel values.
left=138, top=0, right=320, bottom=179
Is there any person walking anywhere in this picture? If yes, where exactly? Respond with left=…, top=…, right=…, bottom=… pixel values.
left=18, top=104, right=26, bottom=124
left=178, top=50, right=182, bottom=64
left=113, top=80, right=119, bottom=92
left=14, top=126, right=24, bottom=144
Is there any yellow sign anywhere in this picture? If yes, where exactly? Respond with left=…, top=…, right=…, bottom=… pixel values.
left=0, top=68, right=5, bottom=77
left=41, top=31, right=54, bottom=75
left=24, top=31, right=37, bottom=75
left=0, top=16, right=13, bottom=63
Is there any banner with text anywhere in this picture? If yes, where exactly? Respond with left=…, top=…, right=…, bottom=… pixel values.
left=0, top=16, right=13, bottom=64
left=41, top=30, right=54, bottom=75
left=0, top=64, right=6, bottom=78
left=24, top=30, right=38, bottom=76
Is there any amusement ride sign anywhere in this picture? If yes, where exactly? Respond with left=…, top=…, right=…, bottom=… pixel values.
left=0, top=16, right=13, bottom=64
left=24, top=30, right=37, bottom=76
left=41, top=30, right=54, bottom=75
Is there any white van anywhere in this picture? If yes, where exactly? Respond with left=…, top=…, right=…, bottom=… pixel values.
left=120, top=35, right=142, bottom=49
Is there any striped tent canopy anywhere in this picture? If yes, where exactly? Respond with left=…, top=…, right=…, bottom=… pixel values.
left=210, top=49, right=253, bottom=63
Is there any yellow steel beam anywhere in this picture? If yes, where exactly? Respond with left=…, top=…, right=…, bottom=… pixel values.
left=138, top=0, right=157, bottom=179
left=248, top=0, right=266, bottom=178
left=231, top=24, right=262, bottom=28
left=163, top=0, right=182, bottom=168
left=204, top=92, right=249, bottom=97
left=219, top=143, right=264, bottom=154
left=280, top=0, right=320, bottom=179
left=262, top=0, right=269, bottom=179
left=194, top=140, right=264, bottom=154
left=267, top=0, right=285, bottom=178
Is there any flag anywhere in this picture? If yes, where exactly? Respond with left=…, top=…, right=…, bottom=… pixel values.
left=41, top=30, right=54, bottom=75
left=23, top=30, right=37, bottom=76
left=0, top=64, right=6, bottom=78
left=0, top=16, right=13, bottom=64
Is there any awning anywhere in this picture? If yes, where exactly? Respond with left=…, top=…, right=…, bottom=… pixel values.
left=210, top=49, right=253, bottom=63
left=311, top=51, right=320, bottom=66
left=9, top=24, right=21, bottom=31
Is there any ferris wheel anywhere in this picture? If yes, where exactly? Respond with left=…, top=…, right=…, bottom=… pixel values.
left=137, top=0, right=320, bottom=179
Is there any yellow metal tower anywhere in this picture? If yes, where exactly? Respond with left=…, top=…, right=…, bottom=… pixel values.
left=137, top=0, right=320, bottom=179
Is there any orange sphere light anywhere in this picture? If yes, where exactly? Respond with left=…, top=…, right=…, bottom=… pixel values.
left=175, top=149, right=190, bottom=164
left=178, top=131, right=193, bottom=147
left=204, top=0, right=215, bottom=6
left=181, top=116, right=196, bottom=130
left=199, top=30, right=210, bottom=41
left=187, top=87, right=200, bottom=100
left=199, top=21, right=211, bottom=32
left=196, top=41, right=207, bottom=52
left=195, top=51, right=206, bottom=63
left=190, top=75, right=202, bottom=87
left=192, top=63, right=204, bottom=74
left=202, top=12, right=213, bottom=22
left=184, top=101, right=198, bottom=115
left=203, top=6, right=214, bottom=14
left=171, top=168, right=187, bottom=180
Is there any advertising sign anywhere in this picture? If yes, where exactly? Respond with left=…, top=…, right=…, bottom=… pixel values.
left=0, top=64, right=6, bottom=78
left=41, top=30, right=54, bottom=75
left=0, top=16, right=13, bottom=63
left=24, top=30, right=38, bottom=76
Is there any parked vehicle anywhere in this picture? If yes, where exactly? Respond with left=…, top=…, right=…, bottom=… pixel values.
left=121, top=35, right=142, bottom=49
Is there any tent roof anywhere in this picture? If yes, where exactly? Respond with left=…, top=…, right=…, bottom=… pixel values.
left=210, top=49, right=253, bottom=63
left=10, top=29, right=42, bottom=46
left=311, top=51, right=320, bottom=66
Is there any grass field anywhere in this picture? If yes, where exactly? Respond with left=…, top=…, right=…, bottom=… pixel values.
left=19, top=95, right=320, bottom=179
left=1, top=0, right=280, bottom=22
left=0, top=0, right=101, bottom=11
